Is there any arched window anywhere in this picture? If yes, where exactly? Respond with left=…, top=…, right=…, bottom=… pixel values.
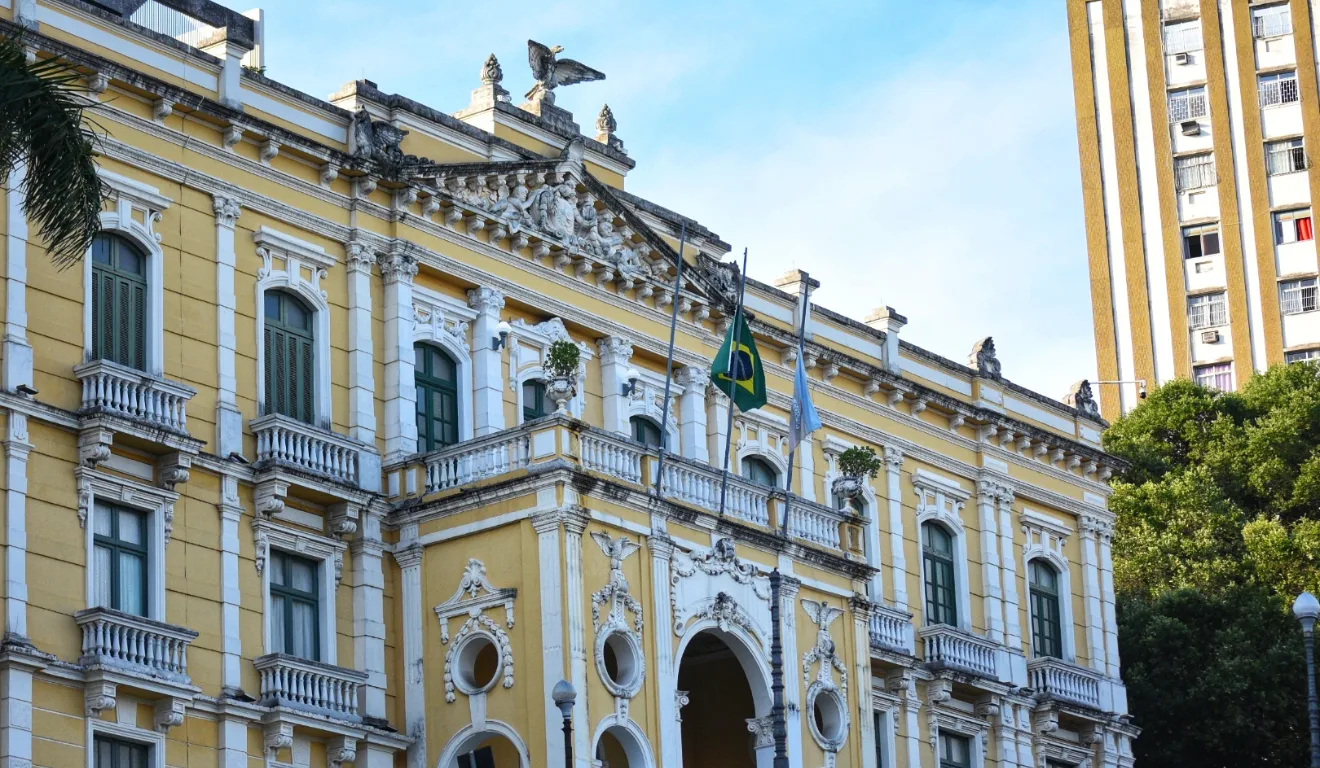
left=264, top=290, right=315, bottom=423
left=522, top=379, right=548, bottom=422
left=742, top=456, right=779, bottom=488
left=630, top=415, right=663, bottom=448
left=415, top=343, right=460, bottom=451
left=922, top=523, right=957, bottom=627
left=1029, top=560, right=1063, bottom=658
left=91, top=233, right=148, bottom=370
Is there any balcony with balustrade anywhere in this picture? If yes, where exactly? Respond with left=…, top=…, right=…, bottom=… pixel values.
left=384, top=415, right=866, bottom=563
left=73, top=359, right=204, bottom=475
left=1027, top=656, right=1104, bottom=711
left=75, top=606, right=200, bottom=730
left=865, top=601, right=916, bottom=658
left=250, top=413, right=377, bottom=523
left=918, top=624, right=1003, bottom=681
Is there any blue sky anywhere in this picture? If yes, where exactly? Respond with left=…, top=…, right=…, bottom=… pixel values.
left=223, top=0, right=1093, bottom=400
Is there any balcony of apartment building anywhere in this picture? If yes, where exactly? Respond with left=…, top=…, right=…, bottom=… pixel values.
left=382, top=414, right=864, bottom=560
left=76, top=606, right=201, bottom=731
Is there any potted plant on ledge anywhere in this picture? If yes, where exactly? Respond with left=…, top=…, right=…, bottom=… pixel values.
left=833, top=446, right=882, bottom=505
left=544, top=339, right=581, bottom=415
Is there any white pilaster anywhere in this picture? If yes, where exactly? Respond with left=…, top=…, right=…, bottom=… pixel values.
left=597, top=336, right=634, bottom=435
left=975, top=479, right=1005, bottom=645
left=675, top=367, right=710, bottom=462
left=886, top=671, right=922, bottom=768
left=648, top=534, right=679, bottom=767
left=393, top=543, right=426, bottom=768
left=706, top=387, right=730, bottom=468
left=346, top=240, right=377, bottom=444
left=852, top=599, right=877, bottom=768
left=381, top=250, right=418, bottom=460
left=218, top=717, right=248, bottom=768
left=1095, top=519, right=1120, bottom=681
left=352, top=511, right=387, bottom=720
left=217, top=475, right=244, bottom=691
left=1079, top=520, right=1106, bottom=674
left=0, top=665, right=33, bottom=768
left=997, top=487, right=1025, bottom=685
left=467, top=287, right=506, bottom=437
left=780, top=573, right=804, bottom=768
left=883, top=447, right=908, bottom=611
left=563, top=510, right=590, bottom=767
left=212, top=196, right=244, bottom=457
left=533, top=511, right=567, bottom=768
left=987, top=700, right=1020, bottom=768
left=797, top=435, right=816, bottom=501
left=3, top=162, right=33, bottom=393
left=3, top=410, right=31, bottom=643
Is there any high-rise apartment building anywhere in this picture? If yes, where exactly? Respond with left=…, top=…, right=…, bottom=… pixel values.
left=1069, top=0, right=1320, bottom=415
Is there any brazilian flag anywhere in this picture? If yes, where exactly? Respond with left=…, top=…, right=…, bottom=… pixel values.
left=711, top=314, right=767, bottom=412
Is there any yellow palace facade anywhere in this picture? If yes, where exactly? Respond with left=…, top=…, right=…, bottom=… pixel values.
left=0, top=2, right=1135, bottom=767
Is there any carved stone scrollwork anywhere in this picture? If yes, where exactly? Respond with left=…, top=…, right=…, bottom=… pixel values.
left=746, top=716, right=775, bottom=749
left=434, top=559, right=518, bottom=703
left=969, top=336, right=1002, bottom=380
left=328, top=736, right=357, bottom=768
left=153, top=697, right=186, bottom=733
left=675, top=690, right=690, bottom=722
left=590, top=531, right=644, bottom=634
left=84, top=681, right=116, bottom=717
left=263, top=722, right=294, bottom=757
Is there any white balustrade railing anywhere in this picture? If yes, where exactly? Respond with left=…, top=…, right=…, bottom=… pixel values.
left=919, top=625, right=999, bottom=679
left=252, top=414, right=361, bottom=484
left=868, top=603, right=915, bottom=655
left=425, top=432, right=531, bottom=492
left=254, top=653, right=368, bottom=721
left=1028, top=657, right=1103, bottom=709
left=75, top=607, right=198, bottom=684
left=580, top=432, right=644, bottom=484
left=74, top=359, right=195, bottom=433
left=660, top=459, right=770, bottom=527
left=786, top=502, right=844, bottom=549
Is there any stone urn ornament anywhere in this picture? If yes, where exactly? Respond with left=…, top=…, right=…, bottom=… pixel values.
left=832, top=446, right=882, bottom=506
left=544, top=339, right=581, bottom=415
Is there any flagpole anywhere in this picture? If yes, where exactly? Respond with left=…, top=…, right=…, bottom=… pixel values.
left=782, top=280, right=814, bottom=536
left=717, top=248, right=750, bottom=517
left=653, top=222, right=687, bottom=497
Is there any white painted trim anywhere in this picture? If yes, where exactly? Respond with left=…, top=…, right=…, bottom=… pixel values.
left=435, top=719, right=531, bottom=768
left=253, top=226, right=335, bottom=270
left=253, top=231, right=334, bottom=426
left=412, top=318, right=476, bottom=445
left=87, top=718, right=167, bottom=768
left=590, top=715, right=657, bottom=768
left=897, top=356, right=973, bottom=396
left=255, top=520, right=345, bottom=665
left=239, top=82, right=348, bottom=143
left=913, top=471, right=973, bottom=631
left=77, top=468, right=175, bottom=622
left=1024, top=553, right=1080, bottom=664
left=36, top=4, right=219, bottom=91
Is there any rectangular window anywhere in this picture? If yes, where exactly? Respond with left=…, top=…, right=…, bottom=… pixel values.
left=1287, top=349, right=1320, bottom=364
left=939, top=733, right=972, bottom=768
left=1253, top=3, right=1292, bottom=38
left=1275, top=209, right=1315, bottom=245
left=874, top=711, right=886, bottom=768
left=270, top=551, right=320, bottom=661
left=1281, top=278, right=1319, bottom=314
left=1165, top=19, right=1203, bottom=54
left=95, top=736, right=150, bottom=768
left=1188, top=293, right=1228, bottom=329
left=1182, top=224, right=1221, bottom=259
left=1174, top=153, right=1216, bottom=191
left=1266, top=138, right=1307, bottom=175
left=1169, top=86, right=1208, bottom=122
left=93, top=502, right=148, bottom=617
left=1194, top=362, right=1234, bottom=391
left=1259, top=70, right=1300, bottom=107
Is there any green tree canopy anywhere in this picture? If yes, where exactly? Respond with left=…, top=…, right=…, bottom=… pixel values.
left=1104, top=363, right=1320, bottom=766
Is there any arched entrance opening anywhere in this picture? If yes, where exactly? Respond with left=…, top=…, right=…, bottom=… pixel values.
left=677, top=629, right=768, bottom=768
left=440, top=723, right=529, bottom=768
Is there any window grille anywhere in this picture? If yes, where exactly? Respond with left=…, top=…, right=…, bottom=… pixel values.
left=1267, top=139, right=1307, bottom=175
left=1169, top=88, right=1208, bottom=122
left=1188, top=293, right=1227, bottom=329
left=1165, top=20, right=1203, bottom=54
left=1175, top=154, right=1216, bottom=190
left=1281, top=278, right=1319, bottom=315
left=1259, top=71, right=1300, bottom=107
left=1194, top=362, right=1234, bottom=391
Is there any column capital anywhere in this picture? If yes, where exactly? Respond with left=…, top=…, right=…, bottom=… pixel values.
left=562, top=506, right=589, bottom=537
left=211, top=195, right=242, bottom=229
left=675, top=365, right=709, bottom=390
left=378, top=247, right=418, bottom=285
left=531, top=508, right=564, bottom=535
left=392, top=542, right=424, bottom=570
left=466, top=285, right=505, bottom=314
left=597, top=335, right=634, bottom=365
left=647, top=533, right=675, bottom=560
left=1079, top=514, right=1114, bottom=543
left=346, top=238, right=374, bottom=275
left=882, top=444, right=904, bottom=469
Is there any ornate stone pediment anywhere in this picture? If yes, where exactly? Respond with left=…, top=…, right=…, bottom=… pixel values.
left=669, top=538, right=771, bottom=641
left=433, top=559, right=518, bottom=703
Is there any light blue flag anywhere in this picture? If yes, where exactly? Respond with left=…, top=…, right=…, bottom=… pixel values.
left=789, top=352, right=822, bottom=448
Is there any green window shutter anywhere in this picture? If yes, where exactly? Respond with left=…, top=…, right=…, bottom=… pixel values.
left=414, top=343, right=459, bottom=451
left=298, top=334, right=314, bottom=423
left=91, top=235, right=148, bottom=370
left=264, top=292, right=317, bottom=424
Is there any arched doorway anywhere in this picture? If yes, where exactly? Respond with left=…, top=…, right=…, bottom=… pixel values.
left=591, top=718, right=653, bottom=768
left=438, top=722, right=529, bottom=768
left=677, top=629, right=769, bottom=768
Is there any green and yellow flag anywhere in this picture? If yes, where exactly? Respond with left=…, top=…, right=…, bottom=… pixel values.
left=711, top=314, right=767, bottom=412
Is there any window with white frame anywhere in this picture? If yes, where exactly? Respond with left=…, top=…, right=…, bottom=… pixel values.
left=93, top=502, right=148, bottom=617
left=1188, top=292, right=1228, bottom=329
left=79, top=469, right=173, bottom=622
left=939, top=732, right=972, bottom=768
left=1194, top=362, right=1234, bottom=390
left=1169, top=86, right=1208, bottom=122
left=923, top=523, right=958, bottom=627
left=1252, top=3, right=1292, bottom=39
left=269, top=550, right=320, bottom=661
left=1267, top=138, right=1307, bottom=175
left=1164, top=19, right=1202, bottom=54
left=1028, top=560, right=1063, bottom=659
left=1175, top=153, right=1216, bottom=191
left=1275, top=209, right=1315, bottom=245
left=1287, top=348, right=1320, bottom=364
left=1259, top=70, right=1300, bottom=107
left=1281, top=278, right=1319, bottom=315
left=94, top=734, right=151, bottom=768
left=1182, top=223, right=1221, bottom=259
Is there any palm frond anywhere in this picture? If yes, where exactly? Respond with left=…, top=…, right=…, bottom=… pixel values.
left=0, top=32, right=105, bottom=269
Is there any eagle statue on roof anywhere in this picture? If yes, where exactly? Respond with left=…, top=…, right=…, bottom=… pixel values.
left=525, top=40, right=606, bottom=106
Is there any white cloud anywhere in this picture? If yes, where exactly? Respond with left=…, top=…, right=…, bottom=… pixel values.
left=628, top=11, right=1095, bottom=401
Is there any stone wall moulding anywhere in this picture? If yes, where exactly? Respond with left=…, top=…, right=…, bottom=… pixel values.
left=669, top=538, right=771, bottom=644
left=434, top=559, right=517, bottom=703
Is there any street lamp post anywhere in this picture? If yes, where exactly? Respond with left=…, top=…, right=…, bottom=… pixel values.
left=552, top=679, right=576, bottom=768
left=1294, top=591, right=1320, bottom=768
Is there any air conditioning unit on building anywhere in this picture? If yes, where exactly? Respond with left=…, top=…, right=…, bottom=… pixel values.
left=1200, top=329, right=1221, bottom=343
left=1174, top=51, right=1191, bottom=65
left=1181, top=120, right=1202, bottom=136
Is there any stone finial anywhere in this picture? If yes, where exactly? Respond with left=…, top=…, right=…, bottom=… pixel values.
left=481, top=53, right=503, bottom=85
left=595, top=104, right=626, bottom=153
left=969, top=336, right=1002, bottom=380
left=1067, top=379, right=1101, bottom=419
